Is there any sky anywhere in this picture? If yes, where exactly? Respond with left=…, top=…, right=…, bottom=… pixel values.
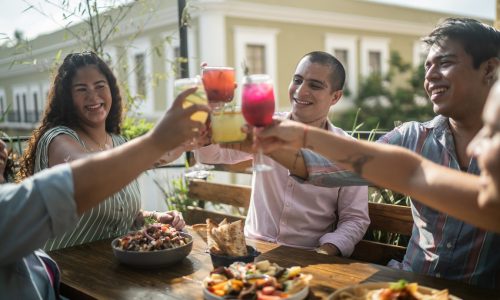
left=366, top=0, right=495, bottom=20
left=0, top=0, right=496, bottom=42
left=0, top=0, right=131, bottom=42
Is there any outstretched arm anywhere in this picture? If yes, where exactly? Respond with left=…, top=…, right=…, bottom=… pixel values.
left=255, top=119, right=500, bottom=233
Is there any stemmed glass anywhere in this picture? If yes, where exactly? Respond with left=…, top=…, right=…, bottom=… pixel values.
left=201, top=66, right=245, bottom=144
left=174, top=77, right=213, bottom=179
left=241, top=74, right=275, bottom=172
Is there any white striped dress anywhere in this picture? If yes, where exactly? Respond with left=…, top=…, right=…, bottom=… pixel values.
left=34, top=126, right=141, bottom=251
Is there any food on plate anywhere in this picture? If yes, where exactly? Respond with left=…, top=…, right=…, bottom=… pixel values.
left=204, top=260, right=312, bottom=299
left=335, top=280, right=450, bottom=300
left=207, top=218, right=248, bottom=256
left=115, top=223, right=189, bottom=251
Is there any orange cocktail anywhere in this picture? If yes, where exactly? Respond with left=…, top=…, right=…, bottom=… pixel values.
left=201, top=67, right=235, bottom=106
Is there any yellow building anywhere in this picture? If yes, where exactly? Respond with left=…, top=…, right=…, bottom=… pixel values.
left=0, top=0, right=493, bottom=135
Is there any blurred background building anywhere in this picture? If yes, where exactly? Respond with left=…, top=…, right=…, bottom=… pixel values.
left=0, top=0, right=495, bottom=136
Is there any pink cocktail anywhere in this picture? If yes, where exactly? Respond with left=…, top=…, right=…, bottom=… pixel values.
left=241, top=74, right=275, bottom=172
left=242, top=81, right=275, bottom=127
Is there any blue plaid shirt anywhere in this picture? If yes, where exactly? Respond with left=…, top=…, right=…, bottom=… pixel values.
left=299, top=115, right=500, bottom=288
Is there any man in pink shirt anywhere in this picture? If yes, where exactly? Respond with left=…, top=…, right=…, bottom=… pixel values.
left=197, top=51, right=369, bottom=256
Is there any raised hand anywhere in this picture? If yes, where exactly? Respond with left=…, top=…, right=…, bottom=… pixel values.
left=151, top=87, right=210, bottom=151
left=253, top=119, right=308, bottom=153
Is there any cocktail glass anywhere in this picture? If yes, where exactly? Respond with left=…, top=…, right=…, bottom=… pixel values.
left=210, top=106, right=247, bottom=144
left=174, top=77, right=213, bottom=179
left=241, top=74, right=275, bottom=172
left=201, top=66, right=235, bottom=109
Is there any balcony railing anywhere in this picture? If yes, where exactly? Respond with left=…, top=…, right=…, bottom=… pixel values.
left=4, top=110, right=42, bottom=123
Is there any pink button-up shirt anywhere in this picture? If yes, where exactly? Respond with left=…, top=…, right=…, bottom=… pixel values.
left=196, top=121, right=369, bottom=256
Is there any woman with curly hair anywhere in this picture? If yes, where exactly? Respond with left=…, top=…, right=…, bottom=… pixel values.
left=18, top=51, right=185, bottom=251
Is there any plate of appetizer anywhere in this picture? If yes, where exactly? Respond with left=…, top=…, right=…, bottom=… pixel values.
left=328, top=280, right=461, bottom=300
left=203, top=260, right=311, bottom=300
left=111, top=223, right=193, bottom=268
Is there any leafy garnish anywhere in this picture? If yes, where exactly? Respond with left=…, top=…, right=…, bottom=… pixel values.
left=144, top=216, right=156, bottom=226
left=389, top=279, right=408, bottom=291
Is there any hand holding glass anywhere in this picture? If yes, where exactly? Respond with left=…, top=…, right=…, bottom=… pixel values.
left=241, top=74, right=275, bottom=172
left=174, top=77, right=213, bottom=179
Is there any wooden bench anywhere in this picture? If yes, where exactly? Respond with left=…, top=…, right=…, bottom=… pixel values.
left=350, top=201, right=413, bottom=265
left=184, top=162, right=414, bottom=266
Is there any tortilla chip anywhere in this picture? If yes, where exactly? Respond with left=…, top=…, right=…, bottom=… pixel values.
left=206, top=218, right=224, bottom=255
left=206, top=218, right=248, bottom=256
left=212, top=220, right=247, bottom=256
left=191, top=223, right=208, bottom=243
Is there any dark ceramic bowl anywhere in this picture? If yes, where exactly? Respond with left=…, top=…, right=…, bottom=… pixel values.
left=209, top=245, right=261, bottom=268
left=111, top=232, right=193, bottom=268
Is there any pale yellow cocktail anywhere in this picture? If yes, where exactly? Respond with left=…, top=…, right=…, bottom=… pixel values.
left=211, top=108, right=247, bottom=144
left=174, top=77, right=208, bottom=124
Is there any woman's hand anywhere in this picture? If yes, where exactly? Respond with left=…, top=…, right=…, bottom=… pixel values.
left=134, top=210, right=186, bottom=230
left=154, top=210, right=186, bottom=230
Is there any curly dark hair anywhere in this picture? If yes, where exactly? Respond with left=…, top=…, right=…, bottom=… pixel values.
left=423, top=17, right=500, bottom=69
left=18, top=51, right=123, bottom=180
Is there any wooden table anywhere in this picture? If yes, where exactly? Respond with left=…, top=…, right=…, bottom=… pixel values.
left=49, top=227, right=496, bottom=299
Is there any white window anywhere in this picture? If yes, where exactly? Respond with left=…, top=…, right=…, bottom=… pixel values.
left=325, top=34, right=357, bottom=99
left=0, top=88, right=6, bottom=122
left=42, top=82, right=50, bottom=112
left=127, top=38, right=153, bottom=114
left=413, top=40, right=428, bottom=68
left=360, top=37, right=389, bottom=78
left=234, top=26, right=279, bottom=108
left=28, top=84, right=41, bottom=123
left=245, top=44, right=266, bottom=74
left=12, top=86, right=28, bottom=123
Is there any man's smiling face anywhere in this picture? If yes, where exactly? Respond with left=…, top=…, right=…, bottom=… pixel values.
left=289, top=58, right=341, bottom=125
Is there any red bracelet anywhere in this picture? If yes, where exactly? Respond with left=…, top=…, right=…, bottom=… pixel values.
left=303, top=126, right=309, bottom=148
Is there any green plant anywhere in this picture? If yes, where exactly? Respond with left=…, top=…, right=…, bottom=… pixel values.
left=149, top=173, right=198, bottom=212
left=366, top=187, right=411, bottom=247
left=332, top=51, right=434, bottom=131
left=121, top=116, right=154, bottom=140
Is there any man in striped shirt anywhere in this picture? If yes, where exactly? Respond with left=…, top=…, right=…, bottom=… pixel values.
left=284, top=18, right=500, bottom=288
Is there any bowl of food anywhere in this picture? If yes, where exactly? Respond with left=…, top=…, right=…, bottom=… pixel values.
left=210, top=245, right=261, bottom=268
left=328, top=280, right=460, bottom=300
left=203, top=260, right=311, bottom=300
left=111, top=223, right=193, bottom=268
left=206, top=218, right=261, bottom=268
